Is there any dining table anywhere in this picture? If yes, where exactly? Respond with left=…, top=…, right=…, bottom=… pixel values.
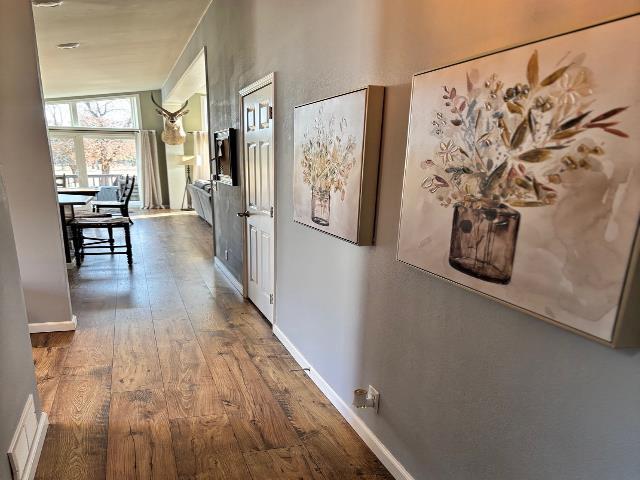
left=58, top=193, right=94, bottom=263
left=57, top=187, right=101, bottom=196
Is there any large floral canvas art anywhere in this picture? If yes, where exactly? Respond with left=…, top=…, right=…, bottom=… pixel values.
left=293, top=87, right=384, bottom=244
left=397, top=16, right=640, bottom=344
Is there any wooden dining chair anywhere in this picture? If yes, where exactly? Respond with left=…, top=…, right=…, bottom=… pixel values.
left=92, top=175, right=136, bottom=223
left=71, top=216, right=133, bottom=267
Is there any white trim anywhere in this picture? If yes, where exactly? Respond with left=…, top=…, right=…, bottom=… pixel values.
left=214, top=257, right=243, bottom=294
left=7, top=396, right=48, bottom=480
left=28, top=314, right=77, bottom=333
left=23, top=413, right=48, bottom=480
left=273, top=325, right=415, bottom=480
left=239, top=72, right=275, bottom=97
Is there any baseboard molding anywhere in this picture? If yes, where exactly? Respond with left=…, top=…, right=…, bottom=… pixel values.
left=23, top=412, right=48, bottom=480
left=28, top=314, right=77, bottom=333
left=214, top=257, right=243, bottom=294
left=273, top=325, right=415, bottom=480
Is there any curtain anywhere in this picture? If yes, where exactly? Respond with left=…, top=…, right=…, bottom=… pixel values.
left=192, top=131, right=210, bottom=181
left=138, top=130, right=164, bottom=209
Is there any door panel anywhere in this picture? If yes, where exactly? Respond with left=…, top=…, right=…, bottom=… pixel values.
left=242, top=82, right=275, bottom=322
left=259, top=142, right=271, bottom=212
left=249, top=225, right=258, bottom=283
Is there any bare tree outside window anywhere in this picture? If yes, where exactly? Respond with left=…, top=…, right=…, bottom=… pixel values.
left=49, top=136, right=76, bottom=174
left=45, top=103, right=72, bottom=127
left=83, top=137, right=136, bottom=178
left=76, top=99, right=134, bottom=129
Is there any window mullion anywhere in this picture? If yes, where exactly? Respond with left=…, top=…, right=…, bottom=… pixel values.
left=70, top=103, right=79, bottom=127
left=75, top=134, right=89, bottom=187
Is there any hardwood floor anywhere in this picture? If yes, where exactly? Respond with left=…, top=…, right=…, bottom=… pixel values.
left=31, top=211, right=392, bottom=480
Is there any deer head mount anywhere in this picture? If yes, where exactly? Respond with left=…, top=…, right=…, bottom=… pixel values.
left=151, top=93, right=189, bottom=145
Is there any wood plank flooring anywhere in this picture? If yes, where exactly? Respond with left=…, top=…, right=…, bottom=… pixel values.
left=32, top=211, right=392, bottom=480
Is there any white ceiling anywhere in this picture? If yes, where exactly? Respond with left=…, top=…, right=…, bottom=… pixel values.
left=164, top=48, right=207, bottom=104
left=33, top=0, right=211, bottom=99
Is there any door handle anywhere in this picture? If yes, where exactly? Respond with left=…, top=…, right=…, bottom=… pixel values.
left=237, top=210, right=250, bottom=218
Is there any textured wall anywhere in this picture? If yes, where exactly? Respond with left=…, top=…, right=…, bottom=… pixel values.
left=0, top=0, right=73, bottom=326
left=164, top=1, right=640, bottom=478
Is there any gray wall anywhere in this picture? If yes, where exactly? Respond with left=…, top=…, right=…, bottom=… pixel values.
left=0, top=173, right=41, bottom=480
left=0, top=0, right=73, bottom=326
left=164, top=1, right=640, bottom=478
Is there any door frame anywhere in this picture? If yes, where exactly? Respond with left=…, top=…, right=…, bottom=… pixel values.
left=239, top=72, right=277, bottom=323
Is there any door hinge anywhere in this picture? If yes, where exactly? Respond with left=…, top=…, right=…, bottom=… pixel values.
left=268, top=105, right=273, bottom=120
left=270, top=206, right=274, bottom=218
left=269, top=293, right=274, bottom=305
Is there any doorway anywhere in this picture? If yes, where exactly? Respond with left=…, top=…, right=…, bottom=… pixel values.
left=240, top=74, right=275, bottom=323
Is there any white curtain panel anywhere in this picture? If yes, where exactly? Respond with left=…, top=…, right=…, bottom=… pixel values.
left=138, top=130, right=164, bottom=209
left=192, top=131, right=210, bottom=181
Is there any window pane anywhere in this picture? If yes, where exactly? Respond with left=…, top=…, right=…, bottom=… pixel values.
left=76, top=98, right=135, bottom=128
left=49, top=136, right=78, bottom=187
left=45, top=103, right=72, bottom=127
left=83, top=136, right=139, bottom=200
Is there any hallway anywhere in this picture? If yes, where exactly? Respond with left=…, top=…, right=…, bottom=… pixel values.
left=31, top=212, right=391, bottom=479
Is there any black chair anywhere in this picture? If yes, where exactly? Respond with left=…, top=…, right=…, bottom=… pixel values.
left=55, top=174, right=67, bottom=188
left=70, top=217, right=133, bottom=267
left=92, top=175, right=136, bottom=223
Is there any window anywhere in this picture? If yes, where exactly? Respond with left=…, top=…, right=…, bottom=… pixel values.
left=76, top=98, right=136, bottom=129
left=46, top=95, right=141, bottom=201
left=45, top=95, right=139, bottom=130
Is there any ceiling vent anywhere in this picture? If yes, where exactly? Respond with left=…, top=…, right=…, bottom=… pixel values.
left=32, top=0, right=64, bottom=6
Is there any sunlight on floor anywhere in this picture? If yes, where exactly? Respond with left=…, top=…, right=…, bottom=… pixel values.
left=132, top=209, right=198, bottom=220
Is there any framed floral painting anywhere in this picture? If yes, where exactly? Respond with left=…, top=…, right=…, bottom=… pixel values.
left=397, top=15, right=640, bottom=346
left=293, top=86, right=384, bottom=244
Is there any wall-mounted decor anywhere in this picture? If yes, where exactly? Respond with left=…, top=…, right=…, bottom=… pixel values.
left=293, top=86, right=384, bottom=245
left=213, top=128, right=237, bottom=186
left=151, top=94, right=189, bottom=145
left=397, top=15, right=640, bottom=346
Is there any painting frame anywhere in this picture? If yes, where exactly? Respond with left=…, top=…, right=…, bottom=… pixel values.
left=396, top=14, right=640, bottom=347
left=293, top=86, right=384, bottom=245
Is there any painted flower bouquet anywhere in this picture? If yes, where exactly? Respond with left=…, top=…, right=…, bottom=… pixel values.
left=421, top=50, right=629, bottom=283
left=301, top=107, right=357, bottom=226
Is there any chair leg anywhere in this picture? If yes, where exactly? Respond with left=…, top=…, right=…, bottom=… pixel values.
left=124, top=224, right=133, bottom=266
left=122, top=206, right=133, bottom=224
left=72, top=226, right=82, bottom=267
left=108, top=227, right=114, bottom=253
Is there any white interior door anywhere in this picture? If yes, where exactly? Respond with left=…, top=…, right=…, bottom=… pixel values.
left=241, top=79, right=275, bottom=322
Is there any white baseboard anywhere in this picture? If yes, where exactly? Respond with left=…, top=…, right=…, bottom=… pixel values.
left=23, top=412, right=48, bottom=480
left=273, top=325, right=415, bottom=480
left=28, top=314, right=77, bottom=333
left=214, top=257, right=243, bottom=294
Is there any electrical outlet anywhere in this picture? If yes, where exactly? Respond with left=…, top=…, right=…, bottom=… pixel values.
left=225, top=249, right=229, bottom=260
left=368, top=385, right=380, bottom=413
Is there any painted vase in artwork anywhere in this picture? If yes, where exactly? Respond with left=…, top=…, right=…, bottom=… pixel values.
left=449, top=202, right=520, bottom=283
left=311, top=187, right=331, bottom=226
left=301, top=107, right=356, bottom=228
left=419, top=49, right=629, bottom=285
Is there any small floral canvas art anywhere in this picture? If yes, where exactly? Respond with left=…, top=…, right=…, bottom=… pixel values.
left=397, top=16, right=640, bottom=341
left=293, top=87, right=384, bottom=244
